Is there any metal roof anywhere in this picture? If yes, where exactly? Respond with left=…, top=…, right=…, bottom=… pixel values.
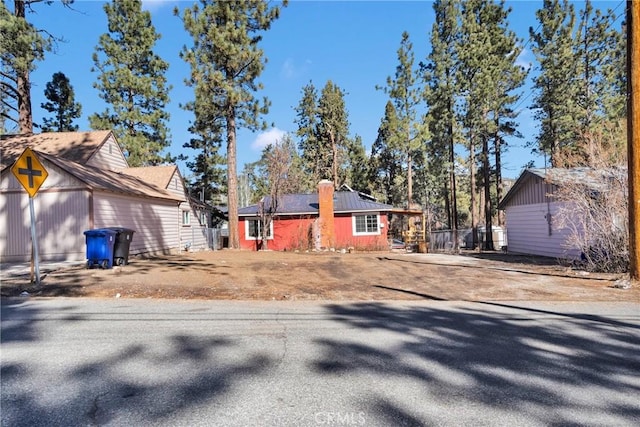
left=238, top=191, right=394, bottom=216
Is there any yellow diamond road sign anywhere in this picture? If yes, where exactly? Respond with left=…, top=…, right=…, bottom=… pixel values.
left=11, top=147, right=49, bottom=198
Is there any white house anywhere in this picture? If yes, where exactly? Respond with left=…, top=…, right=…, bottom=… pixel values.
left=0, top=131, right=212, bottom=263
left=498, top=167, right=622, bottom=260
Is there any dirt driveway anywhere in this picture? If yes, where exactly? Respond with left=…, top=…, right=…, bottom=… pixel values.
left=2, top=250, right=636, bottom=302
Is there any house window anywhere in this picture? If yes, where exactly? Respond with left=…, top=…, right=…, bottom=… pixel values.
left=182, top=210, right=190, bottom=226
left=245, top=218, right=273, bottom=240
left=353, top=213, right=379, bottom=235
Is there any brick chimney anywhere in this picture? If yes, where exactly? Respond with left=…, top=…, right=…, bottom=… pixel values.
left=317, top=180, right=335, bottom=249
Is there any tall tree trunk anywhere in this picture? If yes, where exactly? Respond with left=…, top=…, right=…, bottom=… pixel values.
left=448, top=110, right=459, bottom=250
left=227, top=112, right=239, bottom=249
left=407, top=152, right=413, bottom=207
left=494, top=119, right=504, bottom=227
left=482, top=133, right=494, bottom=250
left=444, top=178, right=451, bottom=229
left=15, top=0, right=32, bottom=134
left=469, top=134, right=478, bottom=248
left=331, top=130, right=338, bottom=188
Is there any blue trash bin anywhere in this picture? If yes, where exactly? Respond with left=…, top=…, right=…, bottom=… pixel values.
left=84, top=229, right=117, bottom=269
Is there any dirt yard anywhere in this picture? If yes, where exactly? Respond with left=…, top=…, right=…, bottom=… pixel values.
left=2, top=250, right=636, bottom=302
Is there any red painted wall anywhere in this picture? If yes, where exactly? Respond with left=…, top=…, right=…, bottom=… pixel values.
left=239, top=216, right=315, bottom=251
left=239, top=213, right=389, bottom=251
left=333, top=214, right=389, bottom=250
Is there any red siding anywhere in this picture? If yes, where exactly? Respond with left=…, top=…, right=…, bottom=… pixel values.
left=240, top=213, right=389, bottom=251
left=334, top=214, right=389, bottom=250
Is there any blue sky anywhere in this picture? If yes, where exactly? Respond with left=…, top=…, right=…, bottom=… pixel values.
left=22, top=0, right=620, bottom=180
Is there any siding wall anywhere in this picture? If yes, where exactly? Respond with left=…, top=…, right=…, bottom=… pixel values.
left=334, top=213, right=389, bottom=249
left=1, top=156, right=84, bottom=192
left=164, top=170, right=208, bottom=252
left=179, top=202, right=210, bottom=252
left=86, top=134, right=128, bottom=171
left=238, top=213, right=389, bottom=251
left=93, top=193, right=180, bottom=255
left=239, top=216, right=316, bottom=251
left=165, top=172, right=185, bottom=199
left=1, top=158, right=91, bottom=262
left=504, top=202, right=581, bottom=259
left=1, top=190, right=91, bottom=262
left=506, top=174, right=556, bottom=207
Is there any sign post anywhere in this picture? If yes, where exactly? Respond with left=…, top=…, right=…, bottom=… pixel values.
left=11, top=147, right=49, bottom=285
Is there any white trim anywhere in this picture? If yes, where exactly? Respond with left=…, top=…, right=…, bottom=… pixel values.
left=182, top=209, right=191, bottom=226
left=244, top=217, right=274, bottom=240
left=352, top=212, right=380, bottom=236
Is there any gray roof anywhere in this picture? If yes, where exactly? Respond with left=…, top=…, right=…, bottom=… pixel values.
left=238, top=191, right=394, bottom=216
left=499, top=167, right=626, bottom=209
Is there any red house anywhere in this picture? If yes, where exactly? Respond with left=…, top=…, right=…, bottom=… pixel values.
left=238, top=180, right=393, bottom=251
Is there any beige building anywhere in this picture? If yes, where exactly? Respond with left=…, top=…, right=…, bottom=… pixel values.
left=1, top=131, right=212, bottom=263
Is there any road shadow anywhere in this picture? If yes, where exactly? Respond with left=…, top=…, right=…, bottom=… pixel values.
left=1, top=300, right=274, bottom=426
left=314, top=302, right=640, bottom=425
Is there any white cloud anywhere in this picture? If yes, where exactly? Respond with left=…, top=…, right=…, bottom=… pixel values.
left=280, top=58, right=311, bottom=80
left=281, top=58, right=296, bottom=79
left=252, top=128, right=288, bottom=150
left=142, top=0, right=173, bottom=12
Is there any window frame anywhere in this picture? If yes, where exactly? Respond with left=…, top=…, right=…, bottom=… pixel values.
left=352, top=212, right=380, bottom=236
left=182, top=210, right=191, bottom=226
left=244, top=217, right=274, bottom=240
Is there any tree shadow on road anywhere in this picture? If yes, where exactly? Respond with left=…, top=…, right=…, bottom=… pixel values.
left=315, top=302, right=640, bottom=426
left=1, top=300, right=274, bottom=426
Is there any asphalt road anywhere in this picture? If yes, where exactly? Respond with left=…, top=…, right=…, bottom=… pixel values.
left=2, top=298, right=639, bottom=427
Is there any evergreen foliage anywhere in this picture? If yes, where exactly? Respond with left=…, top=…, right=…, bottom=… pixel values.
left=295, top=81, right=327, bottom=189
left=40, top=71, right=81, bottom=132
left=295, top=80, right=352, bottom=190
left=529, top=0, right=580, bottom=165
left=369, top=101, right=405, bottom=206
left=90, top=0, right=172, bottom=167
left=377, top=31, right=425, bottom=207
left=0, top=0, right=72, bottom=133
left=317, top=80, right=350, bottom=188
left=531, top=0, right=626, bottom=167
left=423, top=0, right=461, bottom=231
left=346, top=135, right=370, bottom=193
left=457, top=0, right=526, bottom=249
left=176, top=0, right=286, bottom=249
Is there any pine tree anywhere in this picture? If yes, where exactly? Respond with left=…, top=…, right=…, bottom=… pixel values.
left=377, top=31, right=424, bottom=207
left=90, top=0, right=172, bottom=167
left=346, top=135, right=370, bottom=193
left=530, top=0, right=580, bottom=166
left=369, top=101, right=405, bottom=206
left=294, top=81, right=326, bottom=189
left=458, top=0, right=526, bottom=249
left=177, top=0, right=285, bottom=249
left=317, top=80, right=350, bottom=188
left=424, top=0, right=462, bottom=232
left=40, top=71, right=81, bottom=132
left=572, top=0, right=627, bottom=166
left=0, top=1, right=71, bottom=133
